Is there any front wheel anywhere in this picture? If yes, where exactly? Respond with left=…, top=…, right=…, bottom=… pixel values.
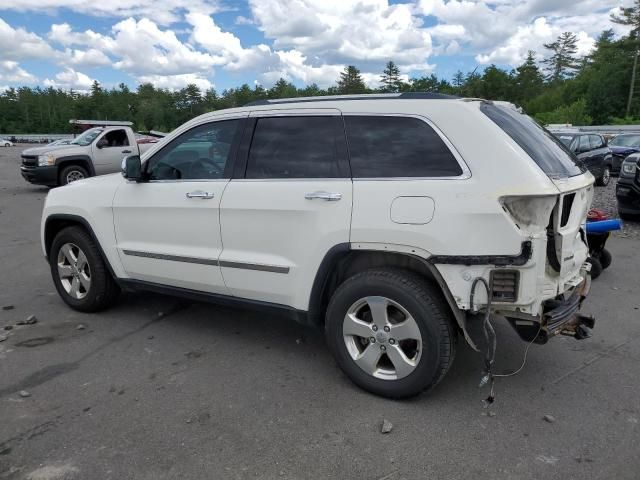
left=59, top=164, right=89, bottom=186
left=50, top=226, right=119, bottom=312
left=325, top=269, right=457, bottom=399
left=596, top=166, right=610, bottom=186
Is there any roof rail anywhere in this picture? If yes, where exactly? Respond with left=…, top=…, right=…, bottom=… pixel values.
left=244, top=92, right=458, bottom=107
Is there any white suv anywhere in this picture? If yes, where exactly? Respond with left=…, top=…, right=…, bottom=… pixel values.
left=41, top=93, right=595, bottom=398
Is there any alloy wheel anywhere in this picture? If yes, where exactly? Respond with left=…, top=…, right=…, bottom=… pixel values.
left=343, top=296, right=422, bottom=380
left=57, top=243, right=91, bottom=299
left=66, top=170, right=85, bottom=183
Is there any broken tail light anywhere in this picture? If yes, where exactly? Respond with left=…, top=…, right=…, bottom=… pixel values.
left=500, top=195, right=557, bottom=233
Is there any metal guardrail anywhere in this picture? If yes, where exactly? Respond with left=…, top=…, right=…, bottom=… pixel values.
left=1, top=134, right=73, bottom=144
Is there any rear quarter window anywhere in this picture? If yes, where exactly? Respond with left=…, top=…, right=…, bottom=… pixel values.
left=344, top=116, right=463, bottom=178
left=480, top=103, right=585, bottom=178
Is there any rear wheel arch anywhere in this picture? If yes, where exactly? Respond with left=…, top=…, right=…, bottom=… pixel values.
left=308, top=246, right=474, bottom=347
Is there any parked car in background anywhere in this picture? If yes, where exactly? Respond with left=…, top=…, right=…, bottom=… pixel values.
left=20, top=125, right=157, bottom=187
left=616, top=152, right=640, bottom=219
left=47, top=138, right=72, bottom=147
left=554, top=132, right=612, bottom=186
left=1, top=138, right=14, bottom=147
left=607, top=134, right=640, bottom=173
left=41, top=94, right=595, bottom=398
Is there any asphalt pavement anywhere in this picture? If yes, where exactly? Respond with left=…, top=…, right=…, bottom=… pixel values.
left=1, top=145, right=639, bottom=480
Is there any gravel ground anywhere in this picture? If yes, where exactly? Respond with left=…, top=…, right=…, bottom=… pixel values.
left=591, top=177, right=640, bottom=239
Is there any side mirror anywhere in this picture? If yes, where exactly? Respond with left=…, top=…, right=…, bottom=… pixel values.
left=96, top=138, right=108, bottom=149
left=121, top=155, right=142, bottom=181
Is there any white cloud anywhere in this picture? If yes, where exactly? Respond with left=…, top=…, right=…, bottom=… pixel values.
left=475, top=17, right=553, bottom=65
left=0, top=17, right=57, bottom=60
left=0, top=61, right=37, bottom=84
left=44, top=68, right=94, bottom=91
left=138, top=73, right=212, bottom=90
left=248, top=0, right=433, bottom=69
left=65, top=48, right=113, bottom=67
left=0, top=0, right=224, bottom=25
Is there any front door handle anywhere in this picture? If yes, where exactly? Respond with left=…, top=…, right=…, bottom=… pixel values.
left=186, top=190, right=215, bottom=199
left=122, top=149, right=132, bottom=154
left=305, top=191, right=342, bottom=201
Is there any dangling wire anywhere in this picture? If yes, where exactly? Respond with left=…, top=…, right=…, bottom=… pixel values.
left=470, top=276, right=542, bottom=405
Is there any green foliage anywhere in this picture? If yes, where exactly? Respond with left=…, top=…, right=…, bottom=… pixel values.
left=534, top=99, right=592, bottom=125
left=380, top=61, right=402, bottom=92
left=337, top=65, right=367, bottom=94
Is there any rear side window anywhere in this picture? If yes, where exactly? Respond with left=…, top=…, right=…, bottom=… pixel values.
left=344, top=116, right=463, bottom=178
left=590, top=135, right=604, bottom=149
left=480, top=103, right=584, bottom=178
left=578, top=135, right=590, bottom=152
left=246, top=116, right=346, bottom=179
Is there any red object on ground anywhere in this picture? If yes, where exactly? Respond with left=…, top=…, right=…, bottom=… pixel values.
left=587, top=208, right=608, bottom=222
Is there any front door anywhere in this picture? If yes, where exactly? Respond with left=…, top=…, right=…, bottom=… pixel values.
left=219, top=110, right=353, bottom=310
left=92, top=129, right=133, bottom=175
left=112, top=116, right=246, bottom=294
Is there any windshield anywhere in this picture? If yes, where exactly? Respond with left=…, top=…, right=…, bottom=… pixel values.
left=481, top=103, right=585, bottom=179
left=608, top=135, right=640, bottom=147
left=71, top=128, right=104, bottom=146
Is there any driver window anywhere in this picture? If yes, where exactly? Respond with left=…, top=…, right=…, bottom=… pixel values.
left=146, top=119, right=240, bottom=181
left=100, top=129, right=129, bottom=147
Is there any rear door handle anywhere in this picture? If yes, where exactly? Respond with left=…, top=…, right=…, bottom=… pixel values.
left=304, top=191, right=342, bottom=201
left=122, top=150, right=132, bottom=154
left=186, top=190, right=215, bottom=199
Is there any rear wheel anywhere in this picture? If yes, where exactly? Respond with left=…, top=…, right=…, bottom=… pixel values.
left=599, top=248, right=612, bottom=269
left=587, top=256, right=603, bottom=279
left=596, top=166, right=611, bottom=186
left=50, top=226, right=119, bottom=312
left=59, top=164, right=89, bottom=186
left=325, top=269, right=457, bottom=399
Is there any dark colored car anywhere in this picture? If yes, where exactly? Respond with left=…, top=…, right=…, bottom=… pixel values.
left=616, top=152, right=640, bottom=219
left=607, top=134, right=640, bottom=173
left=555, top=133, right=612, bottom=186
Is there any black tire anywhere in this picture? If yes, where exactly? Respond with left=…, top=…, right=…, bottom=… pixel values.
left=595, top=166, right=610, bottom=186
left=59, top=164, right=89, bottom=186
left=599, top=248, right=612, bottom=269
left=587, top=256, right=603, bottom=280
left=49, top=226, right=119, bottom=312
left=325, top=269, right=457, bottom=399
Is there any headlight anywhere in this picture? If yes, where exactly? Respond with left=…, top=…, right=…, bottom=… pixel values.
left=622, top=160, right=638, bottom=175
left=37, top=154, right=55, bottom=166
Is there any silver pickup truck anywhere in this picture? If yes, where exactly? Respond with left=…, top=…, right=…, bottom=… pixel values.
left=20, top=126, right=156, bottom=187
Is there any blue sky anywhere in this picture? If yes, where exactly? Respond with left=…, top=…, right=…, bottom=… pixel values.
left=0, top=0, right=632, bottom=93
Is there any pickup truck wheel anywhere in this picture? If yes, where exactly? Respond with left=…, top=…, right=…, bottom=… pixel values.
left=595, top=166, right=610, bottom=186
left=59, top=165, right=89, bottom=185
left=325, top=269, right=457, bottom=399
left=50, top=226, right=119, bottom=312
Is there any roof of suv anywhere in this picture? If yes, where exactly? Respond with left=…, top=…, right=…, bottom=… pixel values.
left=244, top=92, right=459, bottom=107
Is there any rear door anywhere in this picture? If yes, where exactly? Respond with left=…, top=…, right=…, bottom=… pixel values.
left=589, top=134, right=607, bottom=177
left=112, top=116, right=246, bottom=294
left=218, top=109, right=352, bottom=310
left=576, top=135, right=599, bottom=175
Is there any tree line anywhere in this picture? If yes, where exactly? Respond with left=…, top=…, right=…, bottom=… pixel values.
left=2, top=4, right=640, bottom=134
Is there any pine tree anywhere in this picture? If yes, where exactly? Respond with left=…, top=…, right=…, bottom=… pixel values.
left=611, top=2, right=640, bottom=116
left=543, top=32, right=579, bottom=82
left=380, top=61, right=401, bottom=92
left=514, top=51, right=544, bottom=102
left=452, top=70, right=465, bottom=89
left=337, top=66, right=366, bottom=94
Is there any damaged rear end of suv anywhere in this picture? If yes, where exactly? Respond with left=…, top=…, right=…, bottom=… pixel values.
left=468, top=102, right=594, bottom=347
